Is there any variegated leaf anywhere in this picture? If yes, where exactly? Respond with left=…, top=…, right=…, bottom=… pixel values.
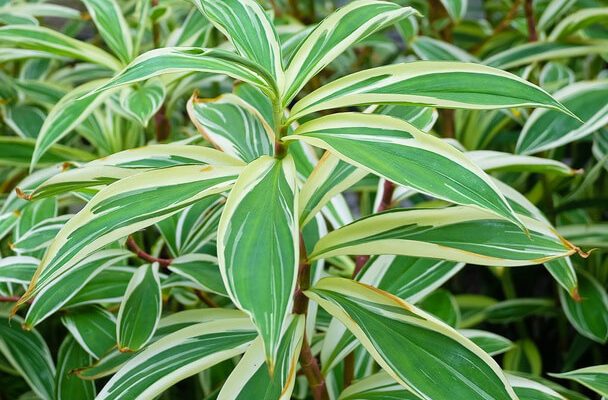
left=168, top=254, right=228, bottom=296
left=82, top=0, right=132, bottom=64
left=120, top=79, right=165, bottom=127
left=55, top=335, right=96, bottom=400
left=218, top=155, right=298, bottom=369
left=61, top=306, right=117, bottom=359
left=551, top=365, right=608, bottom=397
left=467, top=150, right=576, bottom=175
left=0, top=256, right=38, bottom=285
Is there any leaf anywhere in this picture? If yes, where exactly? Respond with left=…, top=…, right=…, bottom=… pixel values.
left=483, top=42, right=607, bottom=70
left=168, top=254, right=228, bottom=296
left=508, top=374, right=567, bottom=400
left=486, top=299, right=554, bottom=323
left=466, top=150, right=576, bottom=175
left=55, top=335, right=96, bottom=400
left=411, top=36, right=478, bottom=62
left=544, top=257, right=578, bottom=299
left=286, top=113, right=522, bottom=227
left=550, top=365, right=608, bottom=397
left=27, top=144, right=243, bottom=200
left=339, top=371, right=419, bottom=399
left=0, top=256, right=38, bottom=285
left=187, top=93, right=274, bottom=162
left=288, top=61, right=573, bottom=121
left=120, top=79, right=165, bottom=126
left=0, top=316, right=55, bottom=400
left=517, top=81, right=608, bottom=155
left=0, top=25, right=121, bottom=70
left=217, top=315, right=304, bottom=400
left=375, top=104, right=438, bottom=131
left=194, top=0, right=283, bottom=89
left=117, top=263, right=162, bottom=352
left=0, top=136, right=92, bottom=168
left=557, top=224, right=608, bottom=249
left=306, top=277, right=518, bottom=400
left=95, top=318, right=257, bottom=400
left=66, top=266, right=134, bottom=307
left=62, top=306, right=117, bottom=359
left=283, top=0, right=417, bottom=104
left=16, top=164, right=240, bottom=309
left=11, top=215, right=71, bottom=254
left=559, top=271, right=608, bottom=343
left=460, top=330, right=513, bottom=356
left=217, top=155, right=298, bottom=369
left=82, top=0, right=132, bottom=64
left=549, top=8, right=608, bottom=40
left=310, top=206, right=575, bottom=266
left=86, top=47, right=274, bottom=99
left=419, top=289, right=460, bottom=327
left=3, top=104, right=45, bottom=138
left=299, top=152, right=366, bottom=226
left=31, top=79, right=115, bottom=170
left=439, top=0, right=467, bottom=21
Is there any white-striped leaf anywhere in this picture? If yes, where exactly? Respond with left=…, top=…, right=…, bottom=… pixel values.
left=557, top=224, right=608, bottom=249
left=120, top=79, right=165, bottom=126
left=66, top=266, right=134, bottom=308
left=439, top=0, right=467, bottom=21
left=55, top=335, right=95, bottom=400
left=560, top=271, right=608, bottom=344
left=85, top=47, right=274, bottom=99
left=61, top=306, right=117, bottom=359
left=549, top=8, right=608, bottom=40
left=540, top=62, right=575, bottom=93
left=16, top=164, right=241, bottom=308
left=187, top=93, right=274, bottom=162
left=0, top=256, right=38, bottom=285
left=306, top=277, right=518, bottom=400
left=217, top=315, right=304, bottom=400
left=517, top=81, right=608, bottom=155
left=283, top=0, right=417, bottom=104
left=218, top=155, right=298, bottom=369
left=411, top=36, right=478, bottom=62
left=466, top=150, right=576, bottom=175
left=194, top=0, right=283, bottom=90
left=27, top=144, right=243, bottom=200
left=11, top=214, right=71, bottom=253
left=24, top=250, right=130, bottom=328
left=374, top=104, right=438, bottom=132
left=288, top=62, right=573, bottom=121
left=508, top=374, right=567, bottom=400
left=550, top=365, right=608, bottom=397
left=0, top=316, right=55, bottom=400
left=537, top=0, right=576, bottom=31
left=0, top=25, right=121, bottom=70
left=285, top=113, right=522, bottom=227
left=96, top=318, right=257, bottom=400
left=117, top=263, right=162, bottom=352
left=82, top=0, right=132, bottom=64
left=461, top=330, right=513, bottom=356
left=0, top=136, right=92, bottom=168
left=310, top=206, right=575, bottom=266
left=168, top=254, right=228, bottom=296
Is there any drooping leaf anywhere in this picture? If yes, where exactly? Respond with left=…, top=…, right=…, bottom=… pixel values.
left=116, top=263, right=162, bottom=352
left=466, top=150, right=576, bottom=175
left=0, top=136, right=92, bottom=168
left=551, top=365, right=608, bottom=397
left=55, top=335, right=96, bottom=400
left=11, top=215, right=71, bottom=254
left=66, top=266, right=134, bottom=308
left=217, top=155, right=298, bottom=369
left=61, top=305, right=117, bottom=359
left=411, top=36, right=478, bottom=62
left=307, top=277, right=518, bottom=400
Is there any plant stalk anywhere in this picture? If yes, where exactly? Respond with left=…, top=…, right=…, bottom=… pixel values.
left=126, top=236, right=172, bottom=267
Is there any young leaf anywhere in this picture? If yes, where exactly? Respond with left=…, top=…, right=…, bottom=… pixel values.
left=55, top=335, right=96, bottom=400
left=289, top=62, right=573, bottom=121
left=306, top=277, right=518, bottom=400
left=0, top=316, right=55, bottom=400
left=310, top=206, right=576, bottom=266
left=82, top=0, right=132, bottom=64
left=217, top=155, right=298, bottom=369
left=194, top=0, right=283, bottom=90
left=96, top=319, right=257, bottom=400
left=286, top=113, right=522, bottom=227
left=283, top=0, right=417, bottom=104
left=550, top=365, right=608, bottom=397
left=120, top=79, right=165, bottom=127
left=16, top=165, right=241, bottom=308
left=117, top=263, right=162, bottom=352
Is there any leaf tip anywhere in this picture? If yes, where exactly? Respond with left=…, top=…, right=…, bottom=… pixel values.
left=15, top=187, right=32, bottom=201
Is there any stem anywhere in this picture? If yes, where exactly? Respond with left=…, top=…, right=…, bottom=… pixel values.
left=0, top=296, right=21, bottom=303
left=524, top=0, right=538, bottom=41
left=471, top=0, right=522, bottom=54
left=195, top=290, right=218, bottom=308
left=154, top=105, right=170, bottom=142
left=126, top=236, right=172, bottom=267
left=293, top=235, right=311, bottom=315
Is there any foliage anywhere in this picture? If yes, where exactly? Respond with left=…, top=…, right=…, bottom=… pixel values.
left=0, top=0, right=607, bottom=399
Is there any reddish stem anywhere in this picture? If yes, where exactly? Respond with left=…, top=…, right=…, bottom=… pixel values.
left=126, top=236, right=172, bottom=267
left=524, top=0, right=538, bottom=41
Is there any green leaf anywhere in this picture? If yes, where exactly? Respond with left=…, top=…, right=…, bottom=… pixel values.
left=66, top=266, right=134, bottom=308
left=218, top=155, right=298, bottom=369
left=307, top=277, right=518, bottom=400
left=544, top=257, right=579, bottom=299
left=559, top=271, right=608, bottom=344
left=0, top=136, right=92, bottom=168
left=0, top=25, right=122, bottom=70
left=550, top=365, right=608, bottom=397
left=3, top=104, right=45, bottom=138
left=117, top=263, right=162, bottom=352
left=461, top=330, right=513, bottom=356
left=466, top=150, right=576, bottom=175
left=411, top=36, right=478, bottom=62
left=168, top=254, right=228, bottom=296
left=439, top=0, right=467, bottom=21
left=16, top=164, right=240, bottom=309
left=55, top=335, right=96, bottom=400
left=549, top=8, right=608, bottom=40
left=483, top=42, right=607, bottom=70
left=217, top=315, right=304, bottom=400
left=286, top=113, right=523, bottom=227
left=61, top=306, right=117, bottom=359
left=508, top=374, right=567, bottom=400
left=339, top=371, right=419, bottom=399
left=187, top=93, right=274, bottom=162
left=194, top=0, right=283, bottom=90
left=11, top=214, right=71, bottom=254
left=0, top=316, right=54, bottom=400
left=82, top=0, right=132, bottom=64
left=0, top=256, right=38, bottom=285
left=96, top=318, right=257, bottom=400
left=310, top=206, right=575, bottom=266
left=419, top=289, right=460, bottom=327
left=86, top=47, right=274, bottom=99
left=283, top=0, right=417, bottom=104
left=120, top=79, right=165, bottom=126
left=517, top=81, right=608, bottom=155
left=557, top=224, right=608, bottom=249
left=289, top=62, right=573, bottom=121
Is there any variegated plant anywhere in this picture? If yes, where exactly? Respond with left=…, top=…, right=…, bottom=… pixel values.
left=1, top=0, right=607, bottom=399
